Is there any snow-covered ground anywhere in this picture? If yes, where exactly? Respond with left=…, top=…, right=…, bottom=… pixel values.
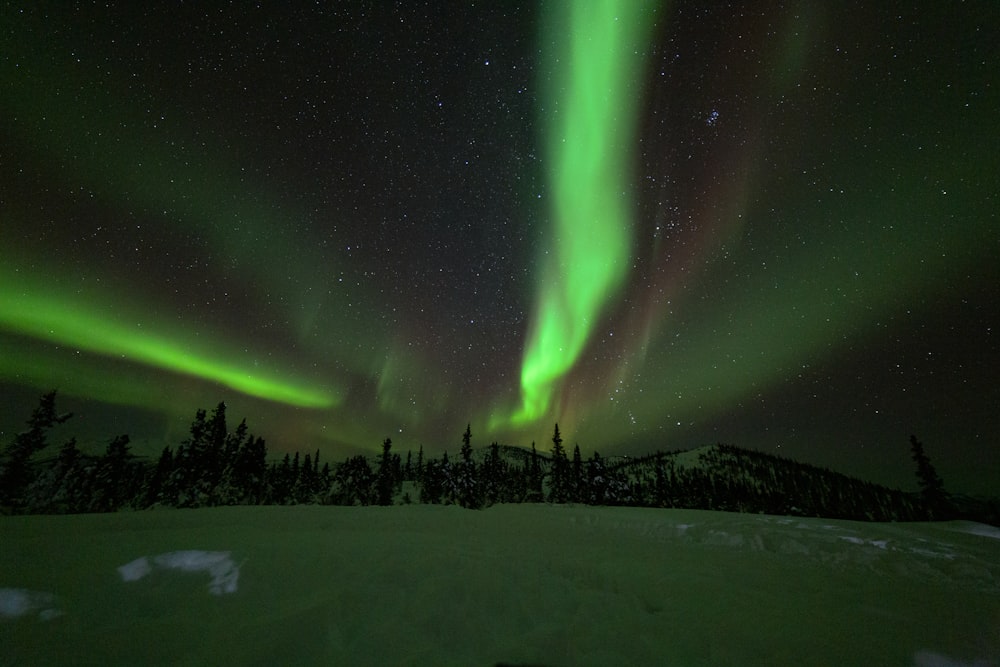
left=2, top=505, right=998, bottom=666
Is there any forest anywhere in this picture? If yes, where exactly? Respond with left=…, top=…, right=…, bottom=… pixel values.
left=2, top=391, right=996, bottom=525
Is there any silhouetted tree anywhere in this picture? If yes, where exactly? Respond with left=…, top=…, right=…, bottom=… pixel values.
left=377, top=438, right=395, bottom=505
left=439, top=451, right=457, bottom=504
left=224, top=418, right=248, bottom=465
left=910, top=435, right=950, bottom=519
left=526, top=441, right=543, bottom=502
left=587, top=451, right=608, bottom=505
left=304, top=449, right=327, bottom=501
left=319, top=461, right=332, bottom=499
left=89, top=435, right=141, bottom=512
left=653, top=453, right=668, bottom=507
left=267, top=453, right=294, bottom=504
left=334, top=455, right=375, bottom=505
left=571, top=444, right=584, bottom=503
left=1, top=390, right=73, bottom=511
left=291, top=452, right=315, bottom=504
left=547, top=424, right=569, bottom=503
left=167, top=445, right=192, bottom=507
left=171, top=404, right=220, bottom=506
left=214, top=431, right=269, bottom=505
left=455, top=424, right=481, bottom=508
left=144, top=446, right=175, bottom=507
left=420, top=458, right=443, bottom=504
left=460, top=425, right=473, bottom=460
left=482, top=442, right=504, bottom=506
left=25, top=437, right=90, bottom=514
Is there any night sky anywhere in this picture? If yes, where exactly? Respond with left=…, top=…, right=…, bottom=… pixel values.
left=2, top=2, right=998, bottom=495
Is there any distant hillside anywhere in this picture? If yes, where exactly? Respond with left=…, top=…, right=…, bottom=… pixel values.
left=604, top=443, right=923, bottom=521
left=452, top=442, right=998, bottom=525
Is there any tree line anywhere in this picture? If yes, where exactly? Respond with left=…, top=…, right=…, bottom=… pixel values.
left=1, top=391, right=991, bottom=524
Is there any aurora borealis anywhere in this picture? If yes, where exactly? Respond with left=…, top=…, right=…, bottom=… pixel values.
left=505, top=0, right=657, bottom=426
left=2, top=2, right=998, bottom=494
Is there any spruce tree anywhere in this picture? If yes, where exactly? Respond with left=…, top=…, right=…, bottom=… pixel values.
left=0, top=390, right=73, bottom=510
left=308, top=449, right=323, bottom=499
left=334, top=454, right=374, bottom=505
left=548, top=424, right=569, bottom=503
left=587, top=451, right=608, bottom=505
left=604, top=462, right=632, bottom=506
left=456, top=424, right=480, bottom=508
left=319, top=462, right=332, bottom=502
left=571, top=444, right=584, bottom=503
left=526, top=442, right=543, bottom=502
left=294, top=453, right=315, bottom=503
left=440, top=451, right=457, bottom=504
left=654, top=452, right=668, bottom=507
left=25, top=437, right=87, bottom=514
left=377, top=438, right=395, bottom=505
left=420, top=458, right=443, bottom=504
left=909, top=435, right=950, bottom=519
left=245, top=436, right=269, bottom=503
left=272, top=453, right=293, bottom=504
left=145, top=446, right=176, bottom=507
left=90, top=435, right=138, bottom=512
left=224, top=418, right=248, bottom=468
left=483, top=442, right=503, bottom=506
left=177, top=406, right=216, bottom=506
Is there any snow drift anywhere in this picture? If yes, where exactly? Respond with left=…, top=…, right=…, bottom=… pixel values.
left=1, top=504, right=997, bottom=665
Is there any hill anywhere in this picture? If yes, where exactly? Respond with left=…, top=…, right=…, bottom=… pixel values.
left=455, top=442, right=998, bottom=524
left=607, top=443, right=927, bottom=521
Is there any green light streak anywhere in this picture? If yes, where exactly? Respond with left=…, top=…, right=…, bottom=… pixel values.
left=0, top=24, right=390, bottom=374
left=511, top=0, right=658, bottom=425
left=0, top=264, right=340, bottom=409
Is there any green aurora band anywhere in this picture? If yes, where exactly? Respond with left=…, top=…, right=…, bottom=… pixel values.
left=507, top=0, right=658, bottom=426
left=0, top=24, right=367, bottom=413
left=0, top=29, right=390, bottom=382
left=0, top=263, right=340, bottom=409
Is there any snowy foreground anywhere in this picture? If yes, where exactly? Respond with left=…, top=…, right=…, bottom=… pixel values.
left=2, top=505, right=999, bottom=666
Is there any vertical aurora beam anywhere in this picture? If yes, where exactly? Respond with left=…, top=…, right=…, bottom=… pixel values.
left=513, top=0, right=658, bottom=424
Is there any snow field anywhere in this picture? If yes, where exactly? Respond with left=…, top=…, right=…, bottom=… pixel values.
left=1, top=504, right=998, bottom=666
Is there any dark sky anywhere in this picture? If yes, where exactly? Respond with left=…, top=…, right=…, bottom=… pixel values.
left=2, top=1, right=998, bottom=495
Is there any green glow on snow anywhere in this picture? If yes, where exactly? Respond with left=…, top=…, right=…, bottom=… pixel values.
left=511, top=0, right=658, bottom=425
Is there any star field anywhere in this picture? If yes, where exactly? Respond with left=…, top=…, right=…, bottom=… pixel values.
left=2, top=1, right=998, bottom=495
